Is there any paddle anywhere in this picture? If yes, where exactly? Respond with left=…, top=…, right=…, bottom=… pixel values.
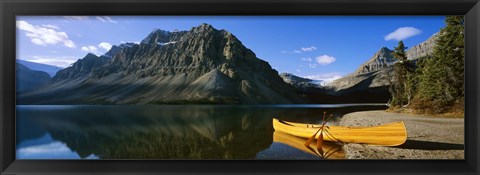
left=316, top=114, right=333, bottom=149
left=304, top=112, right=335, bottom=149
left=304, top=125, right=322, bottom=147
left=304, top=111, right=327, bottom=147
left=316, top=127, right=324, bottom=149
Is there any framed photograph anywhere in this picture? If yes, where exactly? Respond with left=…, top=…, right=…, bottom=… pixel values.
left=1, top=0, right=479, bottom=174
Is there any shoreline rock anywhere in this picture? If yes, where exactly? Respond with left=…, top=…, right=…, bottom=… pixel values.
left=339, top=110, right=464, bottom=159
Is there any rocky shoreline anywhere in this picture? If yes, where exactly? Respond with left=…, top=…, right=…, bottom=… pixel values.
left=339, top=110, right=464, bottom=159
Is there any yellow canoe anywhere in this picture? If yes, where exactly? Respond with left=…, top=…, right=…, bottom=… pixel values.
left=272, top=118, right=407, bottom=146
left=273, top=131, right=345, bottom=159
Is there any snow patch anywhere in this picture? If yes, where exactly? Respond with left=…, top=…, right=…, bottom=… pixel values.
left=157, top=41, right=177, bottom=46
left=305, top=74, right=343, bottom=86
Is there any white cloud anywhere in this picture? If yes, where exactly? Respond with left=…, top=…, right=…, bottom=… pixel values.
left=281, top=50, right=302, bottom=54
left=385, top=27, right=422, bottom=41
left=41, top=24, right=60, bottom=30
left=98, top=42, right=112, bottom=51
left=27, top=56, right=77, bottom=68
left=63, top=16, right=89, bottom=20
left=16, top=21, right=76, bottom=48
left=81, top=46, right=98, bottom=53
left=315, top=55, right=336, bottom=65
left=308, top=63, right=317, bottom=68
left=96, top=16, right=117, bottom=23
left=301, top=57, right=312, bottom=62
left=282, top=46, right=317, bottom=54
left=301, top=46, right=317, bottom=52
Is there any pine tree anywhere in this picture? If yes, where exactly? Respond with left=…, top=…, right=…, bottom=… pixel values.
left=414, top=16, right=464, bottom=113
left=390, top=41, right=409, bottom=106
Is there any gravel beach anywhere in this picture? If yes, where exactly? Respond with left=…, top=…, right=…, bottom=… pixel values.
left=339, top=110, right=464, bottom=159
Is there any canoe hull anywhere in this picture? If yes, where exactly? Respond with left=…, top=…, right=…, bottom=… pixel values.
left=272, top=118, right=407, bottom=146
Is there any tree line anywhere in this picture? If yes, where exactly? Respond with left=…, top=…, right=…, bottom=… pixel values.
left=389, top=16, right=464, bottom=114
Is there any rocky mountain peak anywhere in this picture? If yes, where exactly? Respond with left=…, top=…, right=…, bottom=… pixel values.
left=406, top=33, right=439, bottom=60
left=103, top=45, right=122, bottom=58
left=379, top=46, right=390, bottom=53
left=194, top=23, right=215, bottom=32
left=51, top=53, right=110, bottom=82
left=84, top=53, right=98, bottom=59
left=353, top=47, right=394, bottom=75
left=141, top=28, right=173, bottom=44
left=104, top=42, right=139, bottom=58
left=188, top=23, right=223, bottom=40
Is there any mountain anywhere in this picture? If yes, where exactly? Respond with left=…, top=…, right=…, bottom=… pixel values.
left=323, top=34, right=439, bottom=103
left=51, top=53, right=111, bottom=82
left=323, top=47, right=396, bottom=103
left=16, top=59, right=63, bottom=77
left=330, top=47, right=395, bottom=92
left=279, top=73, right=322, bottom=89
left=19, top=24, right=302, bottom=105
left=330, top=34, right=439, bottom=93
left=16, top=63, right=51, bottom=92
left=103, top=43, right=135, bottom=58
left=406, top=33, right=439, bottom=60
left=352, top=47, right=395, bottom=76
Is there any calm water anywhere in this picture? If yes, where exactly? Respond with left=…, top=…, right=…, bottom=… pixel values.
left=16, top=104, right=387, bottom=160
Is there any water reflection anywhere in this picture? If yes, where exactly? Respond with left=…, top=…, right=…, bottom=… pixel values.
left=16, top=104, right=386, bottom=159
left=17, top=133, right=99, bottom=159
left=265, top=131, right=344, bottom=159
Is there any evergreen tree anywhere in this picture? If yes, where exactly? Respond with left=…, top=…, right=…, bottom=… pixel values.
left=414, top=16, right=464, bottom=113
left=390, top=41, right=409, bottom=106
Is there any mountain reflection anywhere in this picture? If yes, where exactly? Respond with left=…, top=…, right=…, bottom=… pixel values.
left=17, top=105, right=276, bottom=159
left=16, top=105, right=386, bottom=159
left=17, top=133, right=99, bottom=159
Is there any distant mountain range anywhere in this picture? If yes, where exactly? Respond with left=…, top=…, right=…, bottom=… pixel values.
left=18, top=24, right=302, bottom=105
left=279, top=73, right=322, bottom=89
left=280, top=33, right=438, bottom=103
left=277, top=33, right=437, bottom=104
left=16, top=59, right=63, bottom=77
left=327, top=33, right=438, bottom=93
left=16, top=63, right=51, bottom=92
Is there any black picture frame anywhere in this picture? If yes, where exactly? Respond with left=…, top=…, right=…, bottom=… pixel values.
left=1, top=0, right=479, bottom=174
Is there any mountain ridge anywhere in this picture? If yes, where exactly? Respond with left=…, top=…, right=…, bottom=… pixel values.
left=16, top=59, right=62, bottom=77
left=19, top=24, right=302, bottom=105
left=16, top=63, right=51, bottom=92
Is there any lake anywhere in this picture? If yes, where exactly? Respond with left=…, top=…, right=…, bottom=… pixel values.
left=16, top=104, right=387, bottom=160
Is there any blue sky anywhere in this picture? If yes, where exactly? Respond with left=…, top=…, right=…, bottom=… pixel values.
left=16, top=16, right=445, bottom=81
